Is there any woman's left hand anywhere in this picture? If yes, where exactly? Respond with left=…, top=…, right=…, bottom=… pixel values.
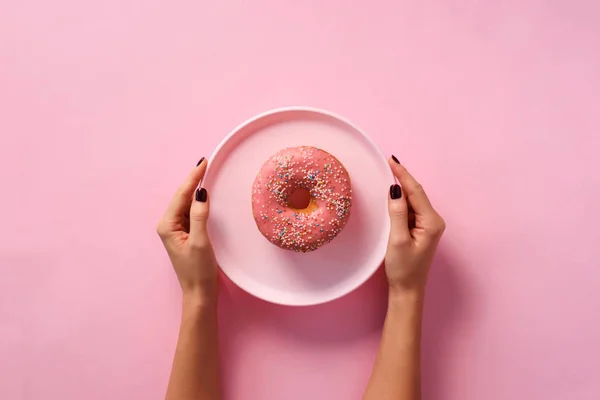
left=156, top=158, right=218, bottom=305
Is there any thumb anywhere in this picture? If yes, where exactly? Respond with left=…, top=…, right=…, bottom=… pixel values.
left=388, top=184, right=411, bottom=247
left=189, top=187, right=211, bottom=248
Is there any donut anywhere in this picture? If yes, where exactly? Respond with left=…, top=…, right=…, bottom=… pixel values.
left=251, top=146, right=352, bottom=252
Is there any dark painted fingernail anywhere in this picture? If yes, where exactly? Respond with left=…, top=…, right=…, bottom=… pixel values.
left=196, top=157, right=205, bottom=167
left=196, top=187, right=207, bottom=202
left=390, top=184, right=402, bottom=199
left=391, top=155, right=400, bottom=164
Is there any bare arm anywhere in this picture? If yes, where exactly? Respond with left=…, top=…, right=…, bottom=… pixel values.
left=157, top=158, right=221, bottom=400
left=166, top=296, right=219, bottom=400
left=364, top=157, right=445, bottom=400
left=364, top=289, right=424, bottom=400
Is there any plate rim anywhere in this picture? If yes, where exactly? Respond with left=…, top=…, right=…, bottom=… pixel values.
left=205, top=106, right=393, bottom=306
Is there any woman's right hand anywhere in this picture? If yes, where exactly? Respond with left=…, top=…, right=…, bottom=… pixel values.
left=385, top=156, right=446, bottom=295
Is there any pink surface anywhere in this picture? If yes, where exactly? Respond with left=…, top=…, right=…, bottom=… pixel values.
left=1, top=0, right=599, bottom=399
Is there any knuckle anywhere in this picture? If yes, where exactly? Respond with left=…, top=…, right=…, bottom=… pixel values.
left=175, top=187, right=187, bottom=202
left=189, top=236, right=211, bottom=251
left=439, top=217, right=447, bottom=231
left=190, top=209, right=209, bottom=223
left=156, top=222, right=169, bottom=238
left=389, top=235, right=410, bottom=248
left=390, top=207, right=408, bottom=218
left=412, top=182, right=424, bottom=194
left=429, top=216, right=446, bottom=236
left=175, top=186, right=190, bottom=201
left=389, top=202, right=408, bottom=218
left=397, top=164, right=410, bottom=177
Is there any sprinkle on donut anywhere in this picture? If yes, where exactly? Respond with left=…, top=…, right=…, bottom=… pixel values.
left=251, top=146, right=352, bottom=252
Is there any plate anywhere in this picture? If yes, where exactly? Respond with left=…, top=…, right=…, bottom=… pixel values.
left=204, top=107, right=393, bottom=306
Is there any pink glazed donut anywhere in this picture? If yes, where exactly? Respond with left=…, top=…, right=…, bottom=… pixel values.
left=251, top=146, right=352, bottom=252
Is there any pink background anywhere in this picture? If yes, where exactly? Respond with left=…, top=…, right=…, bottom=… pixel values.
left=1, top=1, right=599, bottom=399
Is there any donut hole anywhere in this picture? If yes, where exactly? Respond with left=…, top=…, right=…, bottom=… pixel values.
left=288, top=187, right=311, bottom=210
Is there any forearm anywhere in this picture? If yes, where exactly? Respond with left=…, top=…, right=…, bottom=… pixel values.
left=364, top=288, right=424, bottom=400
left=166, top=296, right=220, bottom=400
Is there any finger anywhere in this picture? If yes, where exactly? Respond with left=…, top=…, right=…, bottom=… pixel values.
left=388, top=156, right=436, bottom=216
left=189, top=187, right=210, bottom=248
left=388, top=184, right=411, bottom=246
left=163, top=158, right=207, bottom=224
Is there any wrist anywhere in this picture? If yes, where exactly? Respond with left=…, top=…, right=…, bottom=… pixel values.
left=388, top=285, right=425, bottom=308
left=387, top=271, right=428, bottom=298
left=182, top=286, right=218, bottom=311
left=180, top=292, right=218, bottom=327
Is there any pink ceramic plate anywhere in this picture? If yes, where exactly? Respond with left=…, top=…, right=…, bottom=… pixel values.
left=204, top=107, right=393, bottom=306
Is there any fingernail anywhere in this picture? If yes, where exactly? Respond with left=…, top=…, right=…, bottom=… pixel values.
left=196, top=157, right=205, bottom=167
left=196, top=187, right=207, bottom=202
left=391, top=155, right=400, bottom=164
left=390, top=184, right=402, bottom=199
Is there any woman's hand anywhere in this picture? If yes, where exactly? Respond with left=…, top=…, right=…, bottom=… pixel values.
left=156, top=158, right=218, bottom=305
left=364, top=157, right=444, bottom=400
left=385, top=156, right=446, bottom=295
